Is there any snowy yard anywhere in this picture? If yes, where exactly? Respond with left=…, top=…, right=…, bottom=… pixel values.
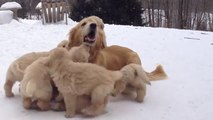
left=0, top=19, right=213, bottom=120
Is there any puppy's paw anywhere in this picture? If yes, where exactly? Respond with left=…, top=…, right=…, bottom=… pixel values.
left=51, top=102, right=65, bottom=111
left=81, top=108, right=96, bottom=116
left=135, top=97, right=144, bottom=103
left=111, top=90, right=119, bottom=97
left=65, top=112, right=75, bottom=118
left=5, top=92, right=14, bottom=97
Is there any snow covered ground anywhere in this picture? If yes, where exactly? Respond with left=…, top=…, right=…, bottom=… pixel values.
left=0, top=19, right=213, bottom=120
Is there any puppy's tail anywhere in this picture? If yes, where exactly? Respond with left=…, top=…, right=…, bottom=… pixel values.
left=145, top=65, right=167, bottom=81
left=124, top=63, right=151, bottom=85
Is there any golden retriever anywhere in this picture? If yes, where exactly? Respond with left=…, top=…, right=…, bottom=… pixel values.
left=67, top=16, right=167, bottom=79
left=20, top=40, right=93, bottom=110
left=4, top=40, right=69, bottom=97
left=112, top=64, right=166, bottom=102
left=20, top=57, right=51, bottom=110
left=67, top=16, right=106, bottom=62
left=67, top=16, right=167, bottom=101
left=45, top=48, right=122, bottom=117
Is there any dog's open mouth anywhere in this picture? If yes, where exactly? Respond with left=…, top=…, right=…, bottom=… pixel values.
left=83, top=31, right=96, bottom=44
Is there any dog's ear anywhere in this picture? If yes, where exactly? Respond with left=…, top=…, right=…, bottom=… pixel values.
left=68, top=27, right=77, bottom=49
left=49, top=48, right=68, bottom=60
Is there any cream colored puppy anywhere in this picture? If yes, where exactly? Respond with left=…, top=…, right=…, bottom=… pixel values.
left=4, top=40, right=68, bottom=97
left=4, top=52, right=49, bottom=97
left=69, top=44, right=90, bottom=63
left=20, top=57, right=52, bottom=110
left=112, top=64, right=167, bottom=102
left=54, top=43, right=91, bottom=102
left=45, top=48, right=122, bottom=117
left=20, top=42, right=93, bottom=110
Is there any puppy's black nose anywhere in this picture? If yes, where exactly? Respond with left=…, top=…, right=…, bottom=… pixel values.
left=90, top=23, right=97, bottom=30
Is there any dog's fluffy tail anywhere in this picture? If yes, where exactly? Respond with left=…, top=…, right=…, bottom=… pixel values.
left=145, top=65, right=167, bottom=81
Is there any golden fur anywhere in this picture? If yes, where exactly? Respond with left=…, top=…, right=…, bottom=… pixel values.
left=57, top=40, right=69, bottom=49
left=4, top=52, right=49, bottom=97
left=112, top=64, right=166, bottom=102
left=20, top=41, right=93, bottom=110
left=20, top=57, right=52, bottom=110
left=67, top=16, right=106, bottom=62
left=45, top=48, right=122, bottom=117
left=67, top=16, right=167, bottom=102
left=68, top=44, right=90, bottom=63
left=67, top=16, right=167, bottom=80
left=51, top=95, right=91, bottom=113
left=4, top=40, right=68, bottom=97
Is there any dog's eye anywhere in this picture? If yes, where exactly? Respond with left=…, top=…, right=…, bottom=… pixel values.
left=81, top=22, right=86, bottom=27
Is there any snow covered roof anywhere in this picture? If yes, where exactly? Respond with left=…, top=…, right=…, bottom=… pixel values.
left=0, top=2, right=22, bottom=9
left=36, top=2, right=41, bottom=9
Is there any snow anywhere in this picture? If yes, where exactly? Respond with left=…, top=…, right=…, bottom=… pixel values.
left=0, top=10, right=13, bottom=24
left=0, top=18, right=213, bottom=120
left=0, top=2, right=22, bottom=9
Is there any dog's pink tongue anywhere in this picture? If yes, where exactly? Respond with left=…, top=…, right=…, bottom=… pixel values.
left=88, top=36, right=96, bottom=41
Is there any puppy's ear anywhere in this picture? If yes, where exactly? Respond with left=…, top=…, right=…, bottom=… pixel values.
left=68, top=27, right=77, bottom=49
left=50, top=48, right=68, bottom=60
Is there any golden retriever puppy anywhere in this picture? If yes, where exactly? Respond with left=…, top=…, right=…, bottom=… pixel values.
left=4, top=40, right=68, bottom=97
left=67, top=16, right=167, bottom=81
left=20, top=57, right=52, bottom=110
left=20, top=42, right=92, bottom=111
left=4, top=52, right=49, bottom=97
left=53, top=43, right=91, bottom=102
left=112, top=64, right=167, bottom=102
left=45, top=48, right=122, bottom=117
left=69, top=44, right=90, bottom=63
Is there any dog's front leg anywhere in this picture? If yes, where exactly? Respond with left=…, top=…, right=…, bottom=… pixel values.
left=112, top=80, right=127, bottom=96
left=63, top=93, right=77, bottom=118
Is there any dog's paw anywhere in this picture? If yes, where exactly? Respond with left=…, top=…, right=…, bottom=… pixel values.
left=5, top=92, right=14, bottom=97
left=111, top=90, right=119, bottom=97
left=65, top=112, right=75, bottom=118
left=135, top=97, right=144, bottom=103
left=51, top=103, right=65, bottom=111
left=81, top=108, right=96, bottom=116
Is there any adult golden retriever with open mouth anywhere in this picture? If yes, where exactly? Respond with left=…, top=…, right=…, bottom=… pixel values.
left=67, top=16, right=167, bottom=98
left=67, top=15, right=167, bottom=81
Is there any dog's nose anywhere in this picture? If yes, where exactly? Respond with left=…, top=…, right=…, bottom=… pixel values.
left=90, top=23, right=97, bottom=30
